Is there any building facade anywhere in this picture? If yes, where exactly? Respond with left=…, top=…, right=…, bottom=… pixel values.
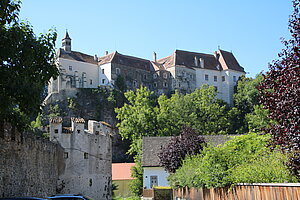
left=49, top=117, right=113, bottom=200
left=48, top=32, right=245, bottom=104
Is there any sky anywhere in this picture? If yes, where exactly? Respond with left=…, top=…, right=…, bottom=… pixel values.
left=19, top=0, right=292, bottom=77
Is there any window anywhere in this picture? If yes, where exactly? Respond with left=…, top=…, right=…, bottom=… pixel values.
left=102, top=69, right=104, bottom=74
left=95, top=131, right=99, bottom=135
left=77, top=129, right=81, bottom=133
left=163, top=82, right=168, bottom=87
left=133, top=80, right=137, bottom=87
left=163, top=73, right=168, bottom=79
left=144, top=74, right=147, bottom=80
left=153, top=74, right=157, bottom=79
left=64, top=152, right=68, bottom=159
left=233, top=76, right=237, bottom=82
left=84, top=152, right=89, bottom=159
left=90, top=79, right=92, bottom=85
left=150, top=176, right=158, bottom=188
left=222, top=76, right=225, bottom=82
left=205, top=74, right=209, bottom=81
left=214, top=76, right=217, bottom=82
left=153, top=82, right=157, bottom=88
left=116, top=68, right=120, bottom=74
left=54, top=129, right=58, bottom=134
left=102, top=79, right=105, bottom=84
left=214, top=86, right=218, bottom=91
left=190, top=74, right=193, bottom=79
left=69, top=66, right=72, bottom=71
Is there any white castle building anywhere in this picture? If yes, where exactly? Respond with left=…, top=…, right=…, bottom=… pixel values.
left=48, top=31, right=245, bottom=104
left=49, top=117, right=113, bottom=200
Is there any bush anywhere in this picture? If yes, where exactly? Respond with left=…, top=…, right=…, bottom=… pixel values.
left=168, top=133, right=297, bottom=188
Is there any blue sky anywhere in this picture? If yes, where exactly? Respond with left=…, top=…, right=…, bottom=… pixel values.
left=20, top=0, right=292, bottom=77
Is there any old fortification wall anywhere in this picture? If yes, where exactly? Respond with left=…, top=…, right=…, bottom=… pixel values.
left=44, top=88, right=133, bottom=163
left=0, top=122, right=64, bottom=198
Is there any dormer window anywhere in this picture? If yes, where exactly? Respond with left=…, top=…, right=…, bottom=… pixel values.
left=163, top=73, right=168, bottom=79
left=116, top=68, right=120, bottom=74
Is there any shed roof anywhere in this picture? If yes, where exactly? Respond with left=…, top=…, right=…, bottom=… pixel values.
left=112, top=163, right=135, bottom=180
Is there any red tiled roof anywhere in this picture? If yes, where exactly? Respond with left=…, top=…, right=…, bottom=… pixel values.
left=217, top=50, right=245, bottom=72
left=112, top=163, right=135, bottom=180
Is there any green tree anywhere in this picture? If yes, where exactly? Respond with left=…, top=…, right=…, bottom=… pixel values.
left=168, top=133, right=297, bottom=188
left=231, top=74, right=263, bottom=133
left=157, top=85, right=229, bottom=136
left=0, top=0, right=58, bottom=130
left=245, top=105, right=274, bottom=133
left=115, top=86, right=158, bottom=155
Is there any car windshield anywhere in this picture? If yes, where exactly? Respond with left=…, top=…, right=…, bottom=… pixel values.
left=49, top=197, right=91, bottom=200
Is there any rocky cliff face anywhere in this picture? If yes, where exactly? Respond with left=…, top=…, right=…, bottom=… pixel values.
left=43, top=87, right=133, bottom=163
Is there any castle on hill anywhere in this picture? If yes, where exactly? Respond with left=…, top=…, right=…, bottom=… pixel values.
left=47, top=31, right=245, bottom=104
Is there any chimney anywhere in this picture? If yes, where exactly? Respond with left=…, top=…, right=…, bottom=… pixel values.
left=153, top=52, right=157, bottom=62
left=194, top=56, right=198, bottom=66
left=200, top=58, right=204, bottom=68
left=105, top=51, right=108, bottom=55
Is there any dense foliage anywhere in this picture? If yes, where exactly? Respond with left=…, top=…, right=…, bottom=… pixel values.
left=231, top=74, right=263, bottom=133
left=168, top=133, right=297, bottom=188
left=0, top=0, right=58, bottom=130
left=157, top=127, right=206, bottom=173
left=258, top=0, right=300, bottom=177
left=115, top=85, right=229, bottom=154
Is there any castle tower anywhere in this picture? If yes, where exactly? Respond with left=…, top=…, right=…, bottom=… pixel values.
left=62, top=30, right=71, bottom=52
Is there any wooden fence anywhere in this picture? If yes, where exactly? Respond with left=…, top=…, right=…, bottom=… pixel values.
left=173, top=183, right=300, bottom=200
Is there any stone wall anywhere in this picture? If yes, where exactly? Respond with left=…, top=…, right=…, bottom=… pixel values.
left=43, top=88, right=133, bottom=163
left=0, top=122, right=64, bottom=198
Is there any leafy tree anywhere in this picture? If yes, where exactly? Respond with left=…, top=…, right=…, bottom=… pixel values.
left=245, top=105, right=274, bottom=133
left=115, top=86, right=158, bottom=155
left=157, top=85, right=229, bottom=136
left=258, top=0, right=300, bottom=177
left=231, top=74, right=263, bottom=133
left=158, top=127, right=206, bottom=173
left=168, top=133, right=297, bottom=188
left=0, top=0, right=58, bottom=130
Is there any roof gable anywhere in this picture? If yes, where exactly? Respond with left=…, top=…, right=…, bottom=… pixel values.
left=217, top=50, right=245, bottom=72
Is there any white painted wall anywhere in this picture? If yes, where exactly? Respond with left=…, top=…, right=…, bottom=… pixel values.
left=58, top=58, right=99, bottom=89
left=99, top=63, right=112, bottom=86
left=194, top=68, right=244, bottom=104
left=49, top=120, right=112, bottom=200
left=143, top=167, right=170, bottom=189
